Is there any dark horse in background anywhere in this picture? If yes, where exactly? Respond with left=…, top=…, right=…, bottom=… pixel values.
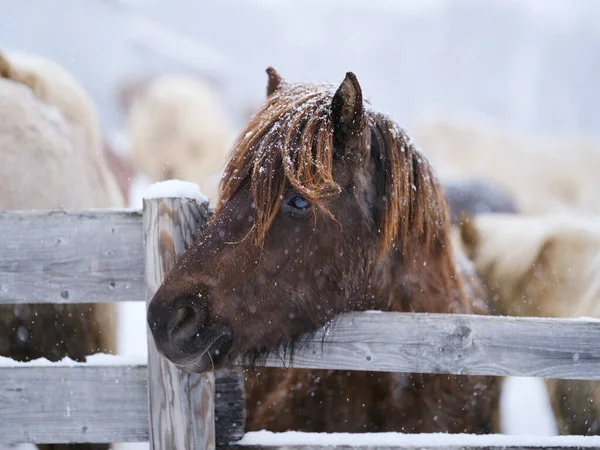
left=443, top=179, right=517, bottom=226
left=147, top=68, right=502, bottom=433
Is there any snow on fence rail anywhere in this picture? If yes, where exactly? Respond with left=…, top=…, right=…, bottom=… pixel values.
left=1, top=195, right=600, bottom=449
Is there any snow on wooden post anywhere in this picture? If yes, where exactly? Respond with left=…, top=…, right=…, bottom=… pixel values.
left=143, top=181, right=214, bottom=450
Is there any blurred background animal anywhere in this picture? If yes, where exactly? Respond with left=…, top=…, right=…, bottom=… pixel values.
left=459, top=214, right=600, bottom=436
left=0, top=50, right=125, bottom=205
left=118, top=73, right=234, bottom=206
left=442, top=179, right=518, bottom=225
left=413, top=113, right=600, bottom=215
left=0, top=51, right=123, bottom=450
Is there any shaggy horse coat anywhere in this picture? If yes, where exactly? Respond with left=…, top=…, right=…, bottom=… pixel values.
left=0, top=49, right=124, bottom=205
left=460, top=214, right=600, bottom=435
left=147, top=69, right=501, bottom=434
left=0, top=76, right=121, bottom=450
left=0, top=50, right=101, bottom=150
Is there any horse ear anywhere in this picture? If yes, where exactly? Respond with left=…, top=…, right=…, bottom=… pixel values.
left=331, top=72, right=365, bottom=151
left=266, top=67, right=285, bottom=96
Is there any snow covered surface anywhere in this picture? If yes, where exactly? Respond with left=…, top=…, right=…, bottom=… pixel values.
left=0, top=353, right=146, bottom=368
left=113, top=444, right=149, bottom=450
left=238, top=431, right=600, bottom=447
left=118, top=300, right=149, bottom=357
left=143, top=179, right=208, bottom=203
left=500, top=377, right=558, bottom=436
left=128, top=174, right=151, bottom=210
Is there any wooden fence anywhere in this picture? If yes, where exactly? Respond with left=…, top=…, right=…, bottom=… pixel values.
left=1, top=195, right=600, bottom=449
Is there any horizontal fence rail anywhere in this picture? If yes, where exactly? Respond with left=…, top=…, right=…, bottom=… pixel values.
left=2, top=312, right=600, bottom=444
left=0, top=364, right=244, bottom=445
left=0, top=209, right=144, bottom=304
left=251, top=312, right=600, bottom=380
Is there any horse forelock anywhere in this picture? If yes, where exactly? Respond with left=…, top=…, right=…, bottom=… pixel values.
left=218, top=80, right=453, bottom=265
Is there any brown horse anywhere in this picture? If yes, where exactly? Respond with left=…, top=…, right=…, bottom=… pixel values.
left=147, top=69, right=500, bottom=433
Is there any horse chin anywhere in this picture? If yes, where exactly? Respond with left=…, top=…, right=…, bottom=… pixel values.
left=176, top=328, right=233, bottom=374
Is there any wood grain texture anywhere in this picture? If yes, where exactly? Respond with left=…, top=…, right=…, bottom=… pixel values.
left=0, top=209, right=143, bottom=304
left=0, top=367, right=244, bottom=445
left=0, top=365, right=148, bottom=444
left=214, top=369, right=245, bottom=445
left=249, top=313, right=600, bottom=380
left=143, top=197, right=215, bottom=450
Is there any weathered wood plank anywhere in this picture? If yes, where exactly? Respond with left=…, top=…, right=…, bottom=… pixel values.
left=250, top=313, right=600, bottom=380
left=0, top=209, right=144, bottom=304
left=215, top=369, right=246, bottom=445
left=0, top=364, right=148, bottom=444
left=2, top=312, right=600, bottom=443
left=0, top=366, right=244, bottom=445
left=143, top=197, right=215, bottom=450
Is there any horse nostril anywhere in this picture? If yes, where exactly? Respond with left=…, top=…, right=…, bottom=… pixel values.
left=168, top=302, right=207, bottom=342
left=170, top=306, right=195, bottom=333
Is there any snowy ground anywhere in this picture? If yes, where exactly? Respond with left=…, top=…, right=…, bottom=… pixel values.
left=238, top=431, right=600, bottom=447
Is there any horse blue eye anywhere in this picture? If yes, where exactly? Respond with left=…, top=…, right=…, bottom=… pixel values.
left=288, top=195, right=310, bottom=210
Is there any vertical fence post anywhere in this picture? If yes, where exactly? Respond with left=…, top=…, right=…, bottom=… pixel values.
left=143, top=196, right=214, bottom=450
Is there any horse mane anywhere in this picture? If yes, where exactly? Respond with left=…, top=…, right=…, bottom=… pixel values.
left=218, top=81, right=452, bottom=264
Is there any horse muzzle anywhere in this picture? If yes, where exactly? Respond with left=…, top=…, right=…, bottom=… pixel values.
left=147, top=294, right=233, bottom=373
